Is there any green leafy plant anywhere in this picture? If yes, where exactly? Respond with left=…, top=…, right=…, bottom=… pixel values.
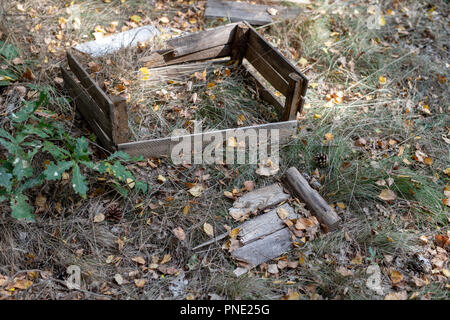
left=0, top=41, right=21, bottom=86
left=0, top=91, right=149, bottom=221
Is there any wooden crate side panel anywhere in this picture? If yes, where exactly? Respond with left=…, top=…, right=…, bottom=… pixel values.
left=141, top=44, right=232, bottom=68
left=66, top=51, right=114, bottom=118
left=241, top=65, right=284, bottom=117
left=247, top=27, right=305, bottom=83
left=61, top=67, right=115, bottom=151
left=166, top=23, right=238, bottom=57
left=118, top=120, right=297, bottom=158
left=245, top=45, right=289, bottom=95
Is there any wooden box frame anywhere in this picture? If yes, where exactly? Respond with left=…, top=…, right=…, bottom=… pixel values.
left=61, top=22, right=308, bottom=158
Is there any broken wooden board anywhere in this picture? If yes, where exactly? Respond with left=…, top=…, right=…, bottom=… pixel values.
left=205, top=0, right=302, bottom=26
left=229, top=183, right=290, bottom=220
left=283, top=167, right=341, bottom=231
left=238, top=202, right=297, bottom=245
left=118, top=120, right=297, bottom=159
left=231, top=227, right=292, bottom=267
left=73, top=25, right=160, bottom=57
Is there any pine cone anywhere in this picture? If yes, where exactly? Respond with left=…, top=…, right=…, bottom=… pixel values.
left=105, top=203, right=123, bottom=222
left=313, top=152, right=328, bottom=168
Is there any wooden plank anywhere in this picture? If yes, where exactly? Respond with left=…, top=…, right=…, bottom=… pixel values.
left=246, top=26, right=305, bottom=84
left=283, top=167, right=341, bottom=231
left=205, top=0, right=301, bottom=26
left=141, top=44, right=232, bottom=68
left=282, top=73, right=303, bottom=121
left=231, top=227, right=292, bottom=267
left=110, top=96, right=129, bottom=144
left=67, top=51, right=114, bottom=118
left=245, top=44, right=289, bottom=95
left=59, top=66, right=112, bottom=137
left=241, top=64, right=284, bottom=118
left=230, top=23, right=250, bottom=64
left=73, top=25, right=159, bottom=57
left=229, top=183, right=290, bottom=221
left=118, top=120, right=297, bottom=158
left=166, top=23, right=238, bottom=57
left=61, top=66, right=115, bottom=151
left=238, top=203, right=297, bottom=245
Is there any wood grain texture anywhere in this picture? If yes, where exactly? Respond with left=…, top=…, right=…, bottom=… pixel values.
left=229, top=183, right=290, bottom=220
left=67, top=51, right=114, bottom=118
left=282, top=73, right=303, bottom=121
left=110, top=95, right=129, bottom=144
left=245, top=44, right=289, bottom=95
left=61, top=66, right=115, bottom=151
left=166, top=23, right=238, bottom=57
left=246, top=26, right=304, bottom=82
left=231, top=227, right=292, bottom=267
left=205, top=0, right=301, bottom=26
left=283, top=167, right=341, bottom=231
left=118, top=120, right=297, bottom=158
left=142, top=44, right=232, bottom=68
left=231, top=23, right=250, bottom=64
left=238, top=203, right=297, bottom=245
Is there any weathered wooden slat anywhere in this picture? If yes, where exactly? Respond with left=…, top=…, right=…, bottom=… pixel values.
left=60, top=66, right=112, bottom=137
left=230, top=23, right=250, bottom=64
left=283, top=167, right=341, bottom=231
left=231, top=227, right=292, bottom=267
left=67, top=51, right=114, bottom=118
left=229, top=183, right=290, bottom=220
left=282, top=73, right=304, bottom=121
left=141, top=44, right=232, bottom=68
left=246, top=26, right=306, bottom=84
left=205, top=0, right=301, bottom=26
left=110, top=96, right=129, bottom=144
left=238, top=203, right=297, bottom=245
left=245, top=44, right=289, bottom=95
left=61, top=66, right=115, bottom=151
left=241, top=64, right=284, bottom=118
left=166, top=23, right=238, bottom=57
left=118, top=120, right=297, bottom=158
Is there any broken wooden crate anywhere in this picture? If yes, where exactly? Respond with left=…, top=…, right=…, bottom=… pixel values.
left=61, top=22, right=308, bottom=158
left=197, top=167, right=341, bottom=270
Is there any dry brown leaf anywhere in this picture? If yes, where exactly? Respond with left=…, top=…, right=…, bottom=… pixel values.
left=390, top=270, right=404, bottom=285
left=132, top=256, right=146, bottom=265
left=243, top=180, right=255, bottom=191
left=378, top=189, right=397, bottom=201
left=336, top=266, right=354, bottom=277
left=203, top=222, right=214, bottom=237
left=173, top=227, right=186, bottom=241
left=93, top=212, right=105, bottom=223
left=114, top=274, right=124, bottom=285
left=277, top=207, right=289, bottom=220
left=189, top=184, right=204, bottom=197
left=134, top=278, right=147, bottom=288
left=160, top=254, right=171, bottom=265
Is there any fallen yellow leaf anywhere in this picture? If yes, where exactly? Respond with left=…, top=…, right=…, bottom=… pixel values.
left=203, top=222, right=214, bottom=237
left=378, top=189, right=397, bottom=201
left=130, top=15, right=141, bottom=23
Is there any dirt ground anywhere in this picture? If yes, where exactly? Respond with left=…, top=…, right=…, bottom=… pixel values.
left=0, top=0, right=448, bottom=300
